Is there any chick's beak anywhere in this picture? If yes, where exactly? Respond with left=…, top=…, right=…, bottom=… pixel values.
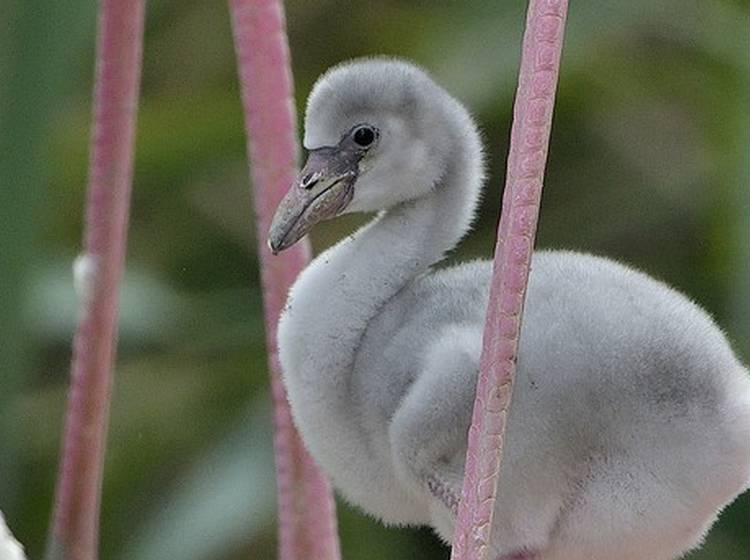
left=268, top=146, right=359, bottom=254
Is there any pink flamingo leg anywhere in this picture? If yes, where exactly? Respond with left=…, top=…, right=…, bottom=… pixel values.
left=228, top=1, right=342, bottom=559
left=451, top=1, right=569, bottom=559
left=48, top=1, right=145, bottom=559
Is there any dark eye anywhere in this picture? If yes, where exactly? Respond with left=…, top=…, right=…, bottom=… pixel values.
left=353, top=125, right=377, bottom=148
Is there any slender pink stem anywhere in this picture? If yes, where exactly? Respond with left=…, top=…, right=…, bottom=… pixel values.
left=451, top=1, right=568, bottom=559
left=48, top=2, right=145, bottom=559
left=228, top=2, right=342, bottom=559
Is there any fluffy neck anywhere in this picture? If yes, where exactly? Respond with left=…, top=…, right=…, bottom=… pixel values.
left=281, top=133, right=481, bottom=368
left=277, top=123, right=482, bottom=492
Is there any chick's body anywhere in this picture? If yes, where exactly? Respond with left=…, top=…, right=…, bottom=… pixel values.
left=273, top=58, right=750, bottom=560
left=352, top=251, right=750, bottom=559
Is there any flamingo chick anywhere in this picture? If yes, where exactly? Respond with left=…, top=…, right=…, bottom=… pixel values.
left=267, top=58, right=750, bottom=560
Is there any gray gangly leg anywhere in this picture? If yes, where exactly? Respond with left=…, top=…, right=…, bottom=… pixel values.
left=388, top=325, right=481, bottom=516
left=388, top=325, right=545, bottom=560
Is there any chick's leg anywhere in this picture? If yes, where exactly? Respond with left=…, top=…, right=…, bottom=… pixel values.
left=389, top=326, right=549, bottom=559
left=389, top=326, right=480, bottom=514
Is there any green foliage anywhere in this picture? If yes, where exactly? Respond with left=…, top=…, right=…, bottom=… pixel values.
left=1, top=0, right=749, bottom=558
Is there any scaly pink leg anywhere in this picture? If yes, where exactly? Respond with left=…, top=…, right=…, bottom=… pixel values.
left=451, top=0, right=569, bottom=559
left=229, top=2, right=341, bottom=560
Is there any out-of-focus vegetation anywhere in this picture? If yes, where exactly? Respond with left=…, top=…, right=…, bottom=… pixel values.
left=1, top=1, right=749, bottom=558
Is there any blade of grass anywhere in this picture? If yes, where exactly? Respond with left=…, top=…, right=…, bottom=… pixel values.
left=227, top=2, right=342, bottom=559
left=46, top=1, right=145, bottom=559
left=117, top=405, right=275, bottom=560
left=451, top=1, right=568, bottom=558
left=0, top=0, right=94, bottom=512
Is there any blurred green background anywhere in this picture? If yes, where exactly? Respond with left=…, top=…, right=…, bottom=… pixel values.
left=2, top=1, right=749, bottom=558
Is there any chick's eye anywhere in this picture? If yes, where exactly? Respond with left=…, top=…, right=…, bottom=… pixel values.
left=353, top=126, right=377, bottom=148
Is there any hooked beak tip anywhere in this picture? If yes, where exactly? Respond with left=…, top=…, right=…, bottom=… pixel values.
left=267, top=236, right=281, bottom=256
left=267, top=145, right=360, bottom=254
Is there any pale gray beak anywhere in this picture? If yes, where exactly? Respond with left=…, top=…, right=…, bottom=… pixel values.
left=268, top=145, right=360, bottom=254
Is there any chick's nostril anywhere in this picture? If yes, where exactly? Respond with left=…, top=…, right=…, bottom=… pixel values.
left=301, top=173, right=318, bottom=190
